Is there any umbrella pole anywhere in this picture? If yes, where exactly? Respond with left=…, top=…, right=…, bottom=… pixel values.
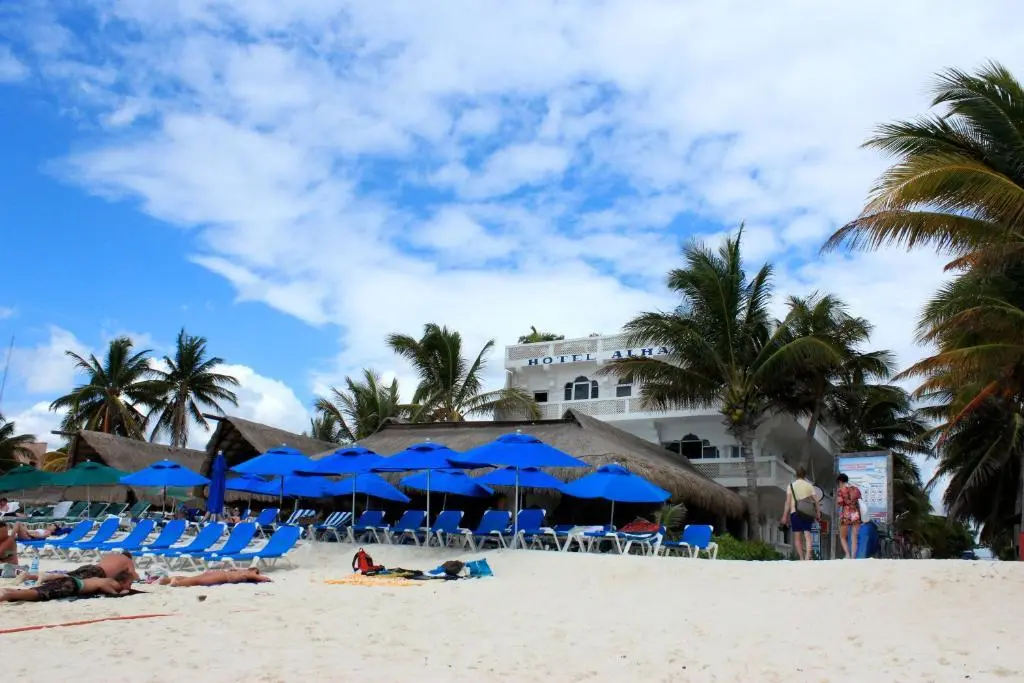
left=610, top=501, right=615, bottom=528
left=442, top=493, right=447, bottom=510
left=351, top=481, right=357, bottom=542
left=162, top=486, right=167, bottom=516
left=279, top=479, right=284, bottom=508
left=513, top=467, right=521, bottom=549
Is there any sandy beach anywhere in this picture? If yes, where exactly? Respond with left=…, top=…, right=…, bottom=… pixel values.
left=2, top=544, right=1022, bottom=683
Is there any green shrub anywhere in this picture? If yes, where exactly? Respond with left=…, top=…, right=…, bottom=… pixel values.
left=713, top=534, right=784, bottom=561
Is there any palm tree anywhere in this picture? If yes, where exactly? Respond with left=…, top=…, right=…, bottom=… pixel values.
left=517, top=326, right=565, bottom=344
left=600, top=232, right=838, bottom=537
left=314, top=369, right=409, bottom=442
left=775, top=293, right=891, bottom=471
left=0, top=414, right=35, bottom=473
left=49, top=337, right=163, bottom=439
left=40, top=450, right=69, bottom=473
left=307, top=413, right=342, bottom=443
left=148, top=329, right=240, bottom=448
left=388, top=324, right=540, bottom=422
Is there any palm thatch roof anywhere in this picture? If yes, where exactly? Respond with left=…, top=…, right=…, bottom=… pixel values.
left=346, top=409, right=746, bottom=519
left=200, top=415, right=339, bottom=475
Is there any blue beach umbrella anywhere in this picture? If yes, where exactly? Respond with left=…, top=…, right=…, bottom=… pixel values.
left=297, top=446, right=385, bottom=518
left=328, top=473, right=410, bottom=504
left=226, top=474, right=275, bottom=496
left=455, top=431, right=587, bottom=542
left=120, top=459, right=211, bottom=513
left=374, top=441, right=465, bottom=525
left=231, top=446, right=315, bottom=504
left=560, top=463, right=670, bottom=525
left=206, top=452, right=228, bottom=518
left=477, top=466, right=564, bottom=490
left=401, top=469, right=494, bottom=500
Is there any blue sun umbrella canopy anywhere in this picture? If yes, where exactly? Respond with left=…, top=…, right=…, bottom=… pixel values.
left=477, top=466, right=564, bottom=491
left=329, top=473, right=410, bottom=503
left=454, top=432, right=588, bottom=469
left=226, top=474, right=333, bottom=498
left=296, top=446, right=384, bottom=476
left=231, top=446, right=314, bottom=477
left=120, top=459, right=211, bottom=488
left=206, top=452, right=228, bottom=516
left=226, top=474, right=275, bottom=496
left=401, top=469, right=494, bottom=498
left=373, top=441, right=465, bottom=472
left=560, top=464, right=670, bottom=503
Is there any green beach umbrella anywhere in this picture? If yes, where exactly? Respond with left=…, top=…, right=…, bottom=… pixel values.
left=0, top=465, right=54, bottom=493
left=51, top=461, right=129, bottom=504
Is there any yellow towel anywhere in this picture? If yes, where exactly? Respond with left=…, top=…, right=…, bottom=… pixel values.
left=325, top=575, right=421, bottom=588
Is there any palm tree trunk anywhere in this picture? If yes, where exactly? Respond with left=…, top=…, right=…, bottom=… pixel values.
left=800, top=403, right=821, bottom=474
left=738, top=427, right=761, bottom=541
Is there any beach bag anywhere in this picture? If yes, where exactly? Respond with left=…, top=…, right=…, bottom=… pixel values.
left=352, top=548, right=384, bottom=575
left=620, top=519, right=660, bottom=533
left=792, top=484, right=816, bottom=519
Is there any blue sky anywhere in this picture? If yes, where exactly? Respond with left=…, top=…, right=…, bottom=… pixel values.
left=0, top=2, right=1020, bottom=508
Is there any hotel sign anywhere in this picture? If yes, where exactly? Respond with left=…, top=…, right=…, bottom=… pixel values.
left=521, top=347, right=670, bottom=366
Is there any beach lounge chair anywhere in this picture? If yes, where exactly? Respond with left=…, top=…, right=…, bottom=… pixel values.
left=43, top=517, right=122, bottom=559
left=176, top=522, right=258, bottom=570
left=513, top=509, right=561, bottom=550
left=457, top=510, right=512, bottom=551
left=124, top=501, right=151, bottom=520
left=280, top=508, right=316, bottom=528
left=209, top=524, right=302, bottom=570
left=17, top=520, right=94, bottom=555
left=83, top=502, right=110, bottom=519
left=659, top=524, right=718, bottom=559
left=381, top=510, right=427, bottom=545
left=416, top=510, right=463, bottom=547
left=348, top=510, right=386, bottom=543
left=137, top=519, right=187, bottom=553
left=253, top=508, right=280, bottom=537
left=141, top=522, right=226, bottom=569
left=313, top=512, right=351, bottom=542
left=104, top=503, right=128, bottom=517
left=27, top=501, right=86, bottom=524
left=69, top=519, right=157, bottom=559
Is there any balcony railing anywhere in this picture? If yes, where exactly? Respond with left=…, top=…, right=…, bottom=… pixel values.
left=693, top=456, right=834, bottom=512
left=525, top=399, right=715, bottom=421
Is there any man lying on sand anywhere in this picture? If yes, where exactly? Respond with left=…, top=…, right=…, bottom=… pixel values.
left=11, top=522, right=65, bottom=540
left=156, top=567, right=272, bottom=587
left=0, top=551, right=138, bottom=603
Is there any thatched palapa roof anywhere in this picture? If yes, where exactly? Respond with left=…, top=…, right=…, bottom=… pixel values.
left=347, top=409, right=746, bottom=519
left=200, top=415, right=338, bottom=475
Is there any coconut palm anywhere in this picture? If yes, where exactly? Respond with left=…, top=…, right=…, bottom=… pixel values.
left=517, top=326, right=565, bottom=344
left=49, top=337, right=163, bottom=439
left=600, top=232, right=839, bottom=537
left=307, top=413, right=342, bottom=443
left=40, top=450, right=69, bottom=473
left=387, top=324, right=539, bottom=422
left=774, top=293, right=892, bottom=471
left=148, top=329, right=240, bottom=448
left=314, top=369, right=410, bottom=442
left=0, top=414, right=35, bottom=473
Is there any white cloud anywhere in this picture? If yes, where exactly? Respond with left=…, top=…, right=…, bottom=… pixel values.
left=7, top=2, right=1018, bottom=469
left=5, top=401, right=62, bottom=448
left=10, top=326, right=89, bottom=395
left=0, top=46, right=28, bottom=82
left=0, top=306, right=15, bottom=319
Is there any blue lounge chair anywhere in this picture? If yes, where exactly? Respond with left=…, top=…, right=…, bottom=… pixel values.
left=209, top=525, right=302, bottom=570
left=18, top=520, right=93, bottom=554
left=253, top=508, right=280, bottom=537
left=44, top=517, right=122, bottom=559
left=313, top=512, right=351, bottom=542
left=347, top=510, right=386, bottom=543
left=137, top=520, right=187, bottom=553
left=70, top=519, right=157, bottom=559
left=142, top=522, right=226, bottom=568
left=513, top=509, right=560, bottom=550
left=659, top=524, right=718, bottom=559
left=416, top=510, right=463, bottom=547
left=457, top=510, right=512, bottom=551
left=280, top=508, right=316, bottom=528
left=381, top=510, right=427, bottom=545
left=177, top=522, right=258, bottom=570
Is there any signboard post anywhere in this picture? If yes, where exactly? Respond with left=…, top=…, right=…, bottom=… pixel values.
left=830, top=451, right=893, bottom=559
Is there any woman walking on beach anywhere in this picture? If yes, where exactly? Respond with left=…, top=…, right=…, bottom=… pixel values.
left=782, top=467, right=818, bottom=560
left=836, top=473, right=863, bottom=559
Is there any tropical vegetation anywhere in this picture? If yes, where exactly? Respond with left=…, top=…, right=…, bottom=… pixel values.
left=517, top=326, right=565, bottom=344
left=0, top=414, right=36, bottom=473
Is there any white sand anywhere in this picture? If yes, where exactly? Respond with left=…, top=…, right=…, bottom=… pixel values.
left=2, top=543, right=1023, bottom=682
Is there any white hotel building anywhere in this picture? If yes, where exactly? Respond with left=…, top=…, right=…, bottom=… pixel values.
left=503, top=332, right=839, bottom=545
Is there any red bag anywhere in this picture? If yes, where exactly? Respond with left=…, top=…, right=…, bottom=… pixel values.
left=620, top=519, right=660, bottom=533
left=352, top=548, right=384, bottom=575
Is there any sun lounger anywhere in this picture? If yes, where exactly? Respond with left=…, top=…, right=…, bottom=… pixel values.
left=512, top=509, right=561, bottom=550
left=42, top=517, right=122, bottom=559
left=348, top=510, right=386, bottom=543
left=104, top=503, right=129, bottom=517
left=281, top=508, right=316, bottom=528
left=381, top=510, right=427, bottom=545
left=83, top=502, right=111, bottom=519
left=136, top=519, right=187, bottom=553
left=313, top=512, right=352, bottom=542
left=561, top=525, right=615, bottom=552
left=124, top=501, right=151, bottom=520
left=17, top=520, right=94, bottom=555
left=416, top=510, right=463, bottom=547
left=208, top=524, right=302, bottom=570
left=457, top=510, right=512, bottom=551
left=659, top=524, right=718, bottom=559
left=176, top=522, right=258, bottom=570
left=69, top=519, right=157, bottom=559
left=253, top=508, right=280, bottom=537
left=140, top=522, right=226, bottom=569
left=26, top=501, right=86, bottom=524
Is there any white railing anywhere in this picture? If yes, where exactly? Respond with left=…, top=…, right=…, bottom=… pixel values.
left=506, top=334, right=631, bottom=363
left=528, top=399, right=716, bottom=421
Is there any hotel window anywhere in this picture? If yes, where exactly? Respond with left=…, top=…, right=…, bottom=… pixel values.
left=615, top=374, right=633, bottom=398
left=564, top=376, right=599, bottom=401
left=533, top=391, right=548, bottom=403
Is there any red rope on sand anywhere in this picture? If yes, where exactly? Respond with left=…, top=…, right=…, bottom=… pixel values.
left=0, top=613, right=175, bottom=635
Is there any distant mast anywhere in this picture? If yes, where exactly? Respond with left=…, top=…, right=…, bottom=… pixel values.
left=0, top=335, right=13, bottom=412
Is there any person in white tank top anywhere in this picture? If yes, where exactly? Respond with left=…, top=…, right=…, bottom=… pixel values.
left=782, top=467, right=819, bottom=560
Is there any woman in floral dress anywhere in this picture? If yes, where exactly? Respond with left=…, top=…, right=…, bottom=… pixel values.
left=836, top=473, right=863, bottom=559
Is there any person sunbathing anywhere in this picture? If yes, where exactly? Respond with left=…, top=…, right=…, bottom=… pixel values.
left=157, top=567, right=272, bottom=587
left=4, top=551, right=139, bottom=602
left=11, top=522, right=65, bottom=540
left=0, top=524, right=17, bottom=567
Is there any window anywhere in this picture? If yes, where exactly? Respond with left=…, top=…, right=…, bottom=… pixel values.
left=615, top=374, right=633, bottom=398
left=533, top=391, right=548, bottom=403
left=564, top=376, right=599, bottom=401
